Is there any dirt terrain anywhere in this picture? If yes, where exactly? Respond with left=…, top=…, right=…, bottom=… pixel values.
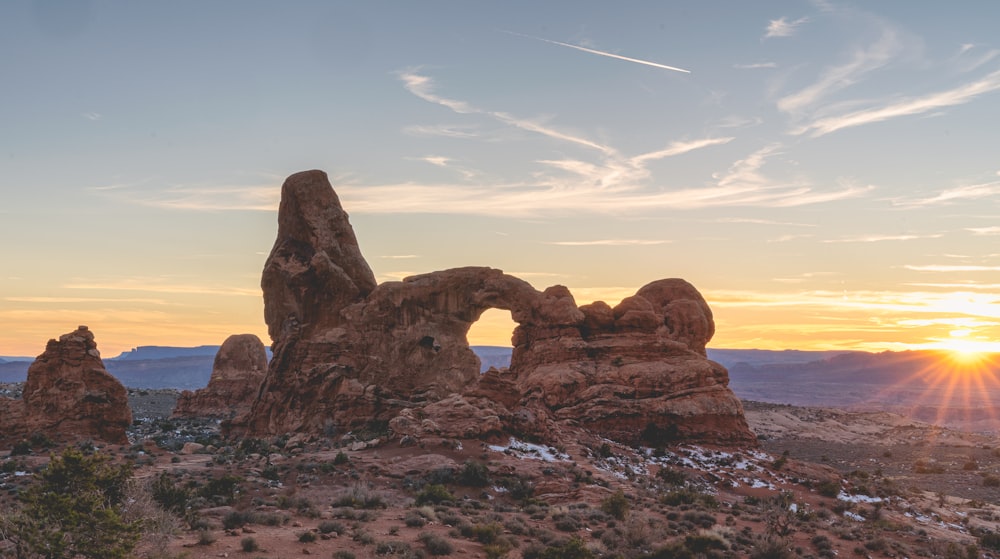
left=5, top=391, right=1000, bottom=558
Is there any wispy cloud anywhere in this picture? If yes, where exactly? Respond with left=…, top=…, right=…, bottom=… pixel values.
left=336, top=71, right=875, bottom=217
left=417, top=156, right=451, bottom=167
left=734, top=62, right=778, bottom=69
left=778, top=26, right=902, bottom=114
left=63, top=277, right=261, bottom=297
left=953, top=43, right=1000, bottom=73
left=967, top=226, right=1000, bottom=235
left=823, top=233, right=943, bottom=243
left=82, top=112, right=102, bottom=121
left=630, top=137, right=734, bottom=165
left=794, top=69, right=1000, bottom=136
left=894, top=181, right=1000, bottom=207
left=545, top=239, right=671, bottom=246
left=380, top=254, right=420, bottom=259
left=89, top=179, right=281, bottom=211
left=402, top=124, right=478, bottom=138
left=5, top=296, right=167, bottom=305
left=764, top=16, right=810, bottom=39
left=716, top=217, right=816, bottom=227
left=503, top=30, right=690, bottom=73
left=905, top=264, right=1000, bottom=272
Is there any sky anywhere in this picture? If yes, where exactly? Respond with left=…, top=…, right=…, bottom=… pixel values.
left=2, top=1, right=1000, bottom=358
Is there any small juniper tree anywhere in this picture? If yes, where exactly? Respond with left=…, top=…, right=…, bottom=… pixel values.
left=7, top=446, right=140, bottom=559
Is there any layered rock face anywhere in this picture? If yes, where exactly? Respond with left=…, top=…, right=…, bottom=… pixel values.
left=230, top=170, right=754, bottom=446
left=173, top=334, right=268, bottom=419
left=0, top=326, right=132, bottom=446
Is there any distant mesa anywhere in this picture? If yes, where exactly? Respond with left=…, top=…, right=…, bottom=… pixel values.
left=226, top=170, right=755, bottom=446
left=0, top=325, right=132, bottom=446
left=172, top=334, right=268, bottom=419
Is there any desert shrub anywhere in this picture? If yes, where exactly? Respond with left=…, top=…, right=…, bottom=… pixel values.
left=4, top=447, right=139, bottom=559
left=485, top=540, right=514, bottom=559
left=151, top=471, right=190, bottom=513
left=499, top=476, right=535, bottom=501
left=685, top=533, right=728, bottom=553
left=319, top=520, right=347, bottom=535
left=749, top=537, right=793, bottom=559
left=241, top=536, right=259, bottom=552
left=648, top=542, right=694, bottom=559
left=980, top=532, right=1000, bottom=550
left=600, top=490, right=630, bottom=520
left=662, top=487, right=720, bottom=508
left=333, top=552, right=357, bottom=559
left=334, top=451, right=350, bottom=465
left=657, top=467, right=688, bottom=486
left=223, top=510, right=253, bottom=530
left=375, top=540, right=411, bottom=555
left=459, top=460, right=491, bottom=487
left=299, top=530, right=317, bottom=543
left=416, top=484, right=455, bottom=506
left=815, top=480, right=841, bottom=498
left=198, top=474, right=243, bottom=505
left=812, top=534, right=833, bottom=551
left=405, top=511, right=428, bottom=527
left=523, top=537, right=594, bottom=559
left=983, top=474, right=1000, bottom=487
left=10, top=440, right=32, bottom=456
left=196, top=529, right=216, bottom=545
left=334, top=483, right=386, bottom=509
left=28, top=432, right=54, bottom=449
left=419, top=532, right=455, bottom=555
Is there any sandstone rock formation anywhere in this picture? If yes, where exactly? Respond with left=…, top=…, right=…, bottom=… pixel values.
left=0, top=326, right=132, bottom=446
left=229, top=170, right=755, bottom=446
left=173, top=334, right=268, bottom=419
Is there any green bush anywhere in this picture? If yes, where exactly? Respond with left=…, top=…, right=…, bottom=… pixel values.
left=600, top=490, right=629, bottom=520
left=198, top=474, right=243, bottom=505
left=816, top=480, right=841, bottom=498
left=151, top=471, right=189, bottom=513
left=419, top=532, right=454, bottom=555
left=459, top=460, right=490, bottom=487
left=3, top=447, right=139, bottom=559
left=241, top=536, right=259, bottom=552
left=319, top=520, right=346, bottom=535
left=298, top=530, right=317, bottom=543
left=415, top=484, right=454, bottom=506
left=980, top=532, right=1000, bottom=550
left=10, top=440, right=31, bottom=456
left=525, top=537, right=594, bottom=559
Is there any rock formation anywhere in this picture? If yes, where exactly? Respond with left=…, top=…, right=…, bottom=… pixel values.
left=229, top=170, right=755, bottom=446
left=0, top=326, right=132, bottom=446
left=172, top=334, right=268, bottom=419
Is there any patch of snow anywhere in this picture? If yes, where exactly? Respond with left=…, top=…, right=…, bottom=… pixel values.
left=838, top=491, right=882, bottom=504
left=843, top=511, right=865, bottom=522
left=487, top=438, right=569, bottom=462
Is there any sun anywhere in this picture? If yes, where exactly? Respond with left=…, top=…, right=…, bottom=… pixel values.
left=936, top=337, right=1000, bottom=368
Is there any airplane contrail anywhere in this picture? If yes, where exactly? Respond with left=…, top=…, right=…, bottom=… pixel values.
left=503, top=30, right=690, bottom=74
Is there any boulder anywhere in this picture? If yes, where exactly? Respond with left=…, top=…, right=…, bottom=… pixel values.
left=173, top=334, right=268, bottom=419
left=0, top=326, right=132, bottom=446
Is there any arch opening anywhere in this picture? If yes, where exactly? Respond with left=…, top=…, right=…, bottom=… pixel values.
left=466, top=307, right=516, bottom=373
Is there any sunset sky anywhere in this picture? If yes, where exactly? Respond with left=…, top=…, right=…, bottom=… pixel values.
left=3, top=1, right=1000, bottom=358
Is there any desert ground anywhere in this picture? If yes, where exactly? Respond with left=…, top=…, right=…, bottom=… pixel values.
left=6, top=388, right=1000, bottom=559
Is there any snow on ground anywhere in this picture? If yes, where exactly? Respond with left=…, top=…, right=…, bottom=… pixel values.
left=487, top=438, right=569, bottom=462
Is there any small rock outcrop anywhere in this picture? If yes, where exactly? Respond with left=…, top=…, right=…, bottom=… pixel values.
left=173, top=334, right=268, bottom=419
left=228, top=170, right=755, bottom=446
left=0, top=326, right=132, bottom=446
